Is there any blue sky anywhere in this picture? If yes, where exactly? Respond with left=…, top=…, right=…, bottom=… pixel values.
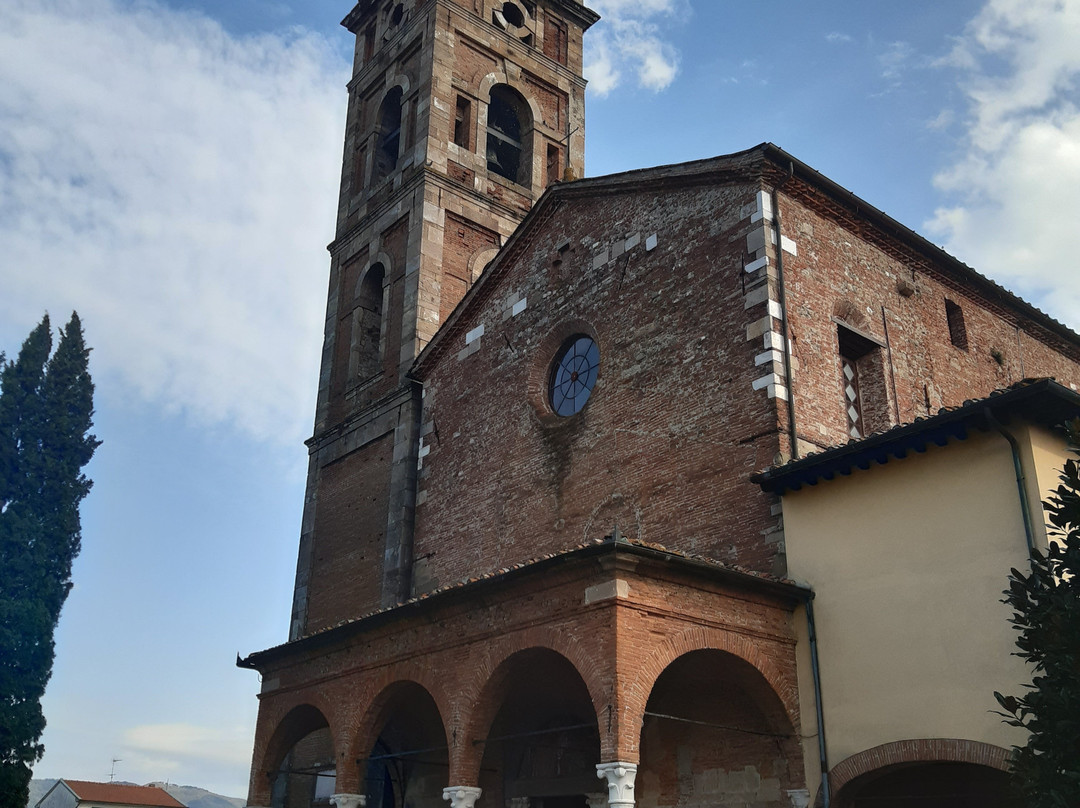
left=2, top=0, right=1079, bottom=799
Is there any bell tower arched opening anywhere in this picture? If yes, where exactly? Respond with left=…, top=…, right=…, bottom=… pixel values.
left=486, top=84, right=532, bottom=188
left=374, top=87, right=404, bottom=184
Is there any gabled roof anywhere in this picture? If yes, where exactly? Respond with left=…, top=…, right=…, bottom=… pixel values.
left=238, top=534, right=810, bottom=670
left=752, top=378, right=1080, bottom=495
left=411, top=143, right=1080, bottom=380
left=55, top=781, right=185, bottom=808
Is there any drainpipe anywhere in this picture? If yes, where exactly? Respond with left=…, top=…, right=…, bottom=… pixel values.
left=983, top=408, right=1036, bottom=556
left=771, top=169, right=799, bottom=459
left=804, top=595, right=831, bottom=808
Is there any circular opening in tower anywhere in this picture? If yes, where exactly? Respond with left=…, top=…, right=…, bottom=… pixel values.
left=501, top=1, right=526, bottom=28
left=549, top=335, right=599, bottom=416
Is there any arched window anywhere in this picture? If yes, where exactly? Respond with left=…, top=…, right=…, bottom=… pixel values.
left=374, top=88, right=403, bottom=183
left=486, top=84, right=531, bottom=187
left=351, top=263, right=385, bottom=381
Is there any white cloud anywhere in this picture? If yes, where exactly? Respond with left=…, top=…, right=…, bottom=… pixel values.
left=584, top=0, right=682, bottom=96
left=879, top=40, right=915, bottom=82
left=125, top=722, right=253, bottom=766
left=927, top=0, right=1080, bottom=329
left=0, top=0, right=349, bottom=445
left=121, top=723, right=254, bottom=795
left=825, top=31, right=853, bottom=44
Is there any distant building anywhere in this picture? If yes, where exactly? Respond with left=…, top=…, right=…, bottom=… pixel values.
left=237, top=1, right=1080, bottom=807
left=35, top=781, right=186, bottom=808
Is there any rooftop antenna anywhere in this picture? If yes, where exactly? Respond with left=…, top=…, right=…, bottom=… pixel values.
left=109, top=759, right=122, bottom=782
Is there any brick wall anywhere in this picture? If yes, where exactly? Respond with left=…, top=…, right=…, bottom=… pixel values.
left=776, top=187, right=1080, bottom=453
left=414, top=180, right=789, bottom=589
left=247, top=546, right=801, bottom=806
left=304, top=434, right=393, bottom=632
left=442, top=212, right=500, bottom=321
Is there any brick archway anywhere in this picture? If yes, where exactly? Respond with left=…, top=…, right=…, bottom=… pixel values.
left=621, top=624, right=799, bottom=760
left=343, top=668, right=453, bottom=794
left=452, top=631, right=605, bottom=784
left=249, top=699, right=336, bottom=807
left=825, top=739, right=1013, bottom=807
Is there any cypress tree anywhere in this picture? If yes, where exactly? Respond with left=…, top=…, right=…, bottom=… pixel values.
left=995, top=421, right=1080, bottom=807
left=0, top=314, right=99, bottom=808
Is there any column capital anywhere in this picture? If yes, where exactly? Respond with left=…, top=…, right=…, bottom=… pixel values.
left=585, top=792, right=606, bottom=808
left=596, top=762, right=637, bottom=808
left=443, top=786, right=482, bottom=808
left=786, top=789, right=811, bottom=808
left=331, top=795, right=366, bottom=808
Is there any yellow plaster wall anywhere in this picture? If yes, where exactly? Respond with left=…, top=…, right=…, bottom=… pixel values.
left=1016, top=421, right=1071, bottom=549
left=782, top=424, right=1068, bottom=792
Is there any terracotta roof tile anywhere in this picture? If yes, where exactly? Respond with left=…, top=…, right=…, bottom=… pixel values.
left=62, top=781, right=186, bottom=808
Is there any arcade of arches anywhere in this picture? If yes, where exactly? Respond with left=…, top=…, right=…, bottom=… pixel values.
left=245, top=547, right=1021, bottom=808
left=254, top=647, right=801, bottom=808
left=243, top=545, right=810, bottom=808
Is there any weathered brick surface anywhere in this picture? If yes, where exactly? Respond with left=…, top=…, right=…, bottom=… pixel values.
left=776, top=184, right=1080, bottom=452
left=414, top=181, right=788, bottom=587
left=251, top=5, right=1080, bottom=808
left=304, top=434, right=392, bottom=632
left=247, top=546, right=803, bottom=806
left=442, top=211, right=499, bottom=321
left=292, top=0, right=595, bottom=636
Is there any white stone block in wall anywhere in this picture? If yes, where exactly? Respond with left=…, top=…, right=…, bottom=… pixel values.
left=465, top=323, right=485, bottom=344
left=751, top=190, right=773, bottom=223
left=753, top=372, right=784, bottom=391
left=645, top=233, right=658, bottom=251
left=768, top=383, right=789, bottom=401
left=512, top=297, right=527, bottom=316
left=764, top=330, right=785, bottom=351
left=746, top=316, right=774, bottom=341
left=746, top=226, right=765, bottom=254
left=744, top=285, right=770, bottom=309
left=744, top=256, right=769, bottom=274
left=756, top=349, right=784, bottom=366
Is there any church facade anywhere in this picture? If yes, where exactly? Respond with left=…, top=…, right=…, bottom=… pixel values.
left=239, top=2, right=1080, bottom=807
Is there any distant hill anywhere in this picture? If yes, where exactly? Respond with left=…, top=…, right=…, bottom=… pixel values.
left=27, top=779, right=245, bottom=808
left=150, top=782, right=245, bottom=808
left=27, top=779, right=57, bottom=808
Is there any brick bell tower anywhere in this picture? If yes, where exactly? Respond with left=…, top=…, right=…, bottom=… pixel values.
left=291, top=0, right=598, bottom=639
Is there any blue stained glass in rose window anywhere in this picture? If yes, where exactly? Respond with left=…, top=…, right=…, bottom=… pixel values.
left=550, top=336, right=599, bottom=416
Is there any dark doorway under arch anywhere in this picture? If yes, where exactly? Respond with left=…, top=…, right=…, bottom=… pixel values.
left=267, top=706, right=336, bottom=808
left=638, top=649, right=802, bottom=808
left=361, top=682, right=449, bottom=808
left=837, top=761, right=1020, bottom=808
left=478, top=649, right=601, bottom=808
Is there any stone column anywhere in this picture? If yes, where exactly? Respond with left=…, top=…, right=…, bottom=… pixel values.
left=596, top=762, right=637, bottom=808
left=331, top=795, right=366, bottom=808
left=442, top=786, right=482, bottom=808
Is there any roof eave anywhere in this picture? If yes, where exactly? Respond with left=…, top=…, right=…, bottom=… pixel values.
left=753, top=378, right=1080, bottom=494
left=238, top=538, right=809, bottom=670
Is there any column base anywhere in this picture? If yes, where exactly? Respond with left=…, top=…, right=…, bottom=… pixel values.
left=331, top=795, right=366, bottom=808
